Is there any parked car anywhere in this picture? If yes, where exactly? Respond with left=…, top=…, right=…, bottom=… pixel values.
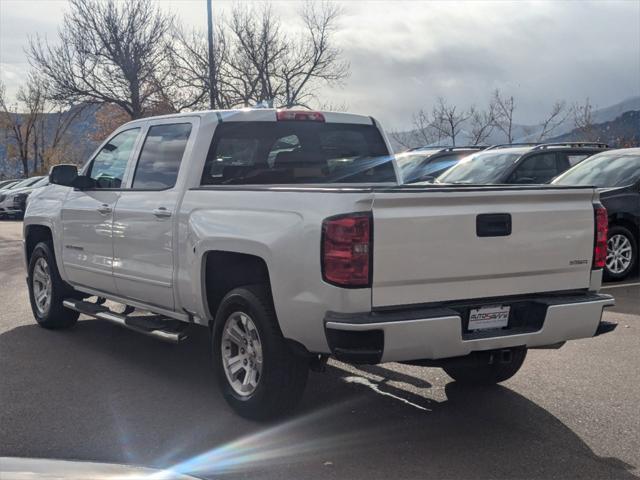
left=0, top=176, right=44, bottom=219
left=24, top=109, right=614, bottom=419
left=436, top=142, right=608, bottom=185
left=396, top=146, right=486, bottom=183
left=553, top=148, right=640, bottom=281
left=0, top=179, right=18, bottom=189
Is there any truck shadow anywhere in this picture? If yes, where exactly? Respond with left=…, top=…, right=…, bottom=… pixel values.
left=0, top=319, right=636, bottom=479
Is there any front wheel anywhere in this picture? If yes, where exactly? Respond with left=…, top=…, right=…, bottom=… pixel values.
left=27, top=242, right=79, bottom=329
left=604, top=225, right=637, bottom=281
left=211, top=285, right=308, bottom=420
left=442, top=348, right=527, bottom=385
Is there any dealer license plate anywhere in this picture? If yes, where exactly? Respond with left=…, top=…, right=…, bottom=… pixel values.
left=468, top=305, right=510, bottom=331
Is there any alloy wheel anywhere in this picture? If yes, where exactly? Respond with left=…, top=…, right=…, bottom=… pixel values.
left=221, top=311, right=263, bottom=396
left=606, top=234, right=633, bottom=274
left=32, top=257, right=52, bottom=315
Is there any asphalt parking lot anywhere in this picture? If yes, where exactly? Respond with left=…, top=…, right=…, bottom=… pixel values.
left=0, top=219, right=639, bottom=479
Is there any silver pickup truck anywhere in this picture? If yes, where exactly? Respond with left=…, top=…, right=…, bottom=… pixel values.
left=23, top=109, right=615, bottom=419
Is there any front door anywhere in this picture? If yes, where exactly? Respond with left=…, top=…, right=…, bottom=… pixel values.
left=112, top=121, right=194, bottom=310
left=61, top=128, right=141, bottom=293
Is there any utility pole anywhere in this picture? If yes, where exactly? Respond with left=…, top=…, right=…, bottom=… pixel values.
left=206, top=0, right=216, bottom=109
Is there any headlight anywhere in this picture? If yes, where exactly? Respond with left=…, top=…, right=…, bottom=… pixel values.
left=13, top=193, right=29, bottom=208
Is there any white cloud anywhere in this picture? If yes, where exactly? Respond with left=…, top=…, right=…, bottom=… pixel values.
left=1, top=0, right=638, bottom=129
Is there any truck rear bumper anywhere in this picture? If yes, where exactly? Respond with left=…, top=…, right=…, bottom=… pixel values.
left=324, top=292, right=615, bottom=363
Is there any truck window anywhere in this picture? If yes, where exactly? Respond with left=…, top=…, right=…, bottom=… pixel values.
left=88, top=128, right=140, bottom=189
left=132, top=123, right=192, bottom=189
left=201, top=121, right=393, bottom=185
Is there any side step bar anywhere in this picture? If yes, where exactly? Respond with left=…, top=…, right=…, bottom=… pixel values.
left=63, top=299, right=189, bottom=343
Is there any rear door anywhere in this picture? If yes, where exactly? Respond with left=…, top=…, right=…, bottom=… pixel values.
left=112, top=119, right=195, bottom=310
left=371, top=187, right=596, bottom=307
left=61, top=128, right=141, bottom=293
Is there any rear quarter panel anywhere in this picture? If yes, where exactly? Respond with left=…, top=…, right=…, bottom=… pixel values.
left=177, top=188, right=375, bottom=353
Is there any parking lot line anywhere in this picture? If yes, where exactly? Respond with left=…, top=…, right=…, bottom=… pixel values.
left=601, top=282, right=640, bottom=290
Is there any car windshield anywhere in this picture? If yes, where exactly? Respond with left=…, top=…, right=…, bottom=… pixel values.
left=397, top=151, right=472, bottom=184
left=8, top=177, right=42, bottom=189
left=30, top=177, right=49, bottom=188
left=396, top=152, right=436, bottom=181
left=0, top=181, right=18, bottom=190
left=552, top=152, right=640, bottom=187
left=436, top=151, right=522, bottom=184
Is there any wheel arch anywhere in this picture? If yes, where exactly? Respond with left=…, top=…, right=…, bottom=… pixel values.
left=202, top=250, right=273, bottom=327
left=24, top=224, right=53, bottom=265
left=608, top=213, right=639, bottom=243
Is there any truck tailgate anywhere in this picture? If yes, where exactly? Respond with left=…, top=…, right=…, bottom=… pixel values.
left=371, top=187, right=596, bottom=307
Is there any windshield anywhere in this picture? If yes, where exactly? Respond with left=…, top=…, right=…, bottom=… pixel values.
left=437, top=151, right=522, bottom=184
left=553, top=152, right=640, bottom=187
left=0, top=181, right=18, bottom=190
left=201, top=121, right=394, bottom=185
left=396, top=151, right=436, bottom=182
left=30, top=177, right=50, bottom=188
left=7, top=177, right=42, bottom=189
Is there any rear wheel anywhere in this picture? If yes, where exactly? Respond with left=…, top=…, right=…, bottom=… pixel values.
left=211, top=285, right=308, bottom=420
left=442, top=348, right=527, bottom=385
left=604, top=225, right=637, bottom=281
left=27, top=242, right=79, bottom=329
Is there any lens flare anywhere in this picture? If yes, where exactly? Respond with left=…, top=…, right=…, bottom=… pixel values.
left=147, top=398, right=370, bottom=478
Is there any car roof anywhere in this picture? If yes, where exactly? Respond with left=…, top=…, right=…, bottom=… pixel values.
left=474, top=147, right=532, bottom=155
left=120, top=108, right=375, bottom=128
left=600, top=147, right=640, bottom=155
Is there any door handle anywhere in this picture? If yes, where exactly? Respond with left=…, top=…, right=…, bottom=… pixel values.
left=153, top=207, right=172, bottom=219
left=476, top=213, right=512, bottom=237
left=97, top=204, right=112, bottom=215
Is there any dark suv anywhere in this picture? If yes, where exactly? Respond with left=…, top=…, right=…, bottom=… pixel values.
left=396, top=146, right=487, bottom=183
left=553, top=148, right=640, bottom=281
left=437, top=142, right=608, bottom=185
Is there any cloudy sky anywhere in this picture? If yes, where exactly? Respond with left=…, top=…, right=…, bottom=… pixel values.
left=1, top=0, right=638, bottom=129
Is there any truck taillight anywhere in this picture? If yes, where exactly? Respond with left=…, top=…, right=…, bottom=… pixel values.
left=276, top=110, right=325, bottom=122
left=322, top=213, right=372, bottom=288
left=593, top=205, right=608, bottom=269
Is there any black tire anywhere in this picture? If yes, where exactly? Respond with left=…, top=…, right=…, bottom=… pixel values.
left=604, top=225, right=637, bottom=281
left=27, top=241, right=79, bottom=329
left=442, top=348, right=527, bottom=385
left=211, top=285, right=308, bottom=420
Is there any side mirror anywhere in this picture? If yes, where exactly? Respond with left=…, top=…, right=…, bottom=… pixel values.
left=49, top=164, right=78, bottom=187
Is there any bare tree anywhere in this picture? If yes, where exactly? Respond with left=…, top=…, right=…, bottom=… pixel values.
left=571, top=98, right=597, bottom=141
left=412, top=109, right=440, bottom=145
left=468, top=103, right=496, bottom=145
left=0, top=78, right=43, bottom=176
left=0, top=76, right=85, bottom=176
left=35, top=103, right=87, bottom=173
left=537, top=101, right=568, bottom=141
left=28, top=0, right=175, bottom=119
left=226, top=1, right=348, bottom=108
left=280, top=1, right=349, bottom=107
left=167, top=25, right=236, bottom=111
left=389, top=130, right=417, bottom=150
left=429, top=97, right=471, bottom=146
left=492, top=89, right=516, bottom=144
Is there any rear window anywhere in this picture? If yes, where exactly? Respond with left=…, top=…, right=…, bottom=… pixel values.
left=200, top=122, right=393, bottom=185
